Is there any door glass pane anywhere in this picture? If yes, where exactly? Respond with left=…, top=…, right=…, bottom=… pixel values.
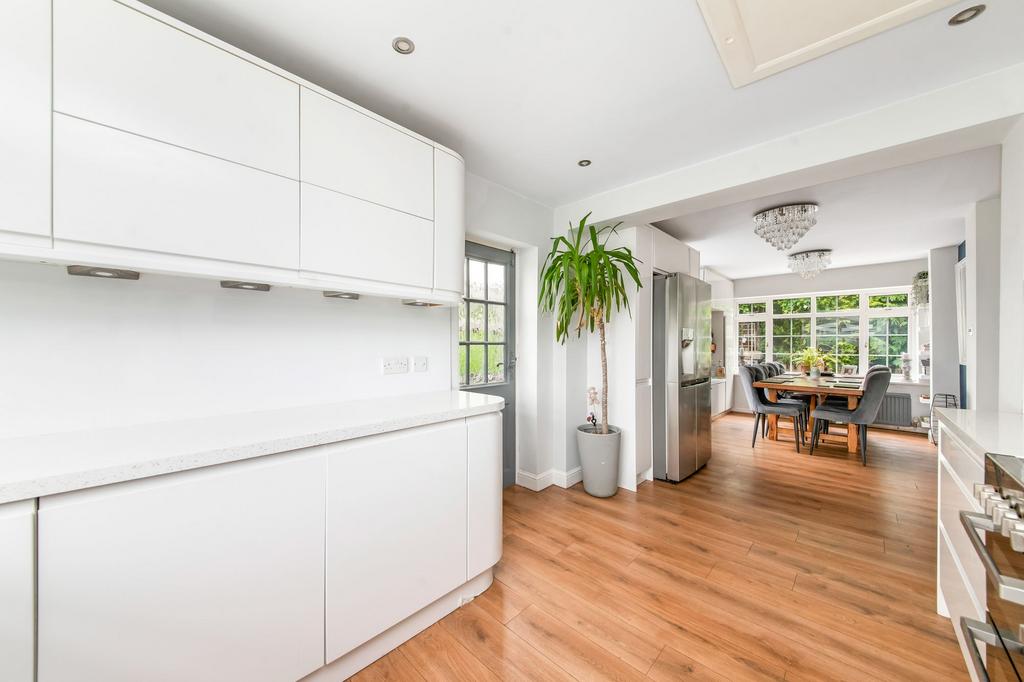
left=458, top=345, right=467, bottom=384
left=458, top=302, right=467, bottom=342
left=488, top=304, right=505, bottom=341
left=468, top=260, right=486, bottom=299
left=488, top=345, right=505, bottom=382
left=487, top=263, right=505, bottom=302
left=469, top=302, right=485, bottom=341
left=468, top=345, right=485, bottom=385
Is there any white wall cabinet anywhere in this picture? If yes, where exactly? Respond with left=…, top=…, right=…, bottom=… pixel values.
left=301, top=88, right=434, bottom=219
left=324, top=420, right=468, bottom=662
left=468, top=413, right=502, bottom=578
left=0, top=500, right=35, bottom=682
left=0, top=0, right=50, bottom=246
left=434, top=150, right=467, bottom=293
left=38, top=451, right=327, bottom=682
left=54, top=114, right=300, bottom=269
left=301, top=183, right=433, bottom=288
left=54, top=0, right=299, bottom=178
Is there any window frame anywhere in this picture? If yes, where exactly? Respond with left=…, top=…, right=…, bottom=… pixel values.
left=458, top=247, right=514, bottom=388
left=735, top=286, right=915, bottom=375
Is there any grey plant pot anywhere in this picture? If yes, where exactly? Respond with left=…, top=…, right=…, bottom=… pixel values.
left=576, top=425, right=621, bottom=498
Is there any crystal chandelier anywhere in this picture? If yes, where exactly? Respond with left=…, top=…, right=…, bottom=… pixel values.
left=788, top=249, right=832, bottom=279
left=753, top=203, right=818, bottom=250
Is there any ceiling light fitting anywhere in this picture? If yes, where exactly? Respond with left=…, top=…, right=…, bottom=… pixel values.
left=949, top=5, right=985, bottom=25
left=788, top=249, right=832, bottom=279
left=220, top=281, right=270, bottom=292
left=577, top=159, right=591, bottom=167
left=401, top=299, right=442, bottom=307
left=323, top=291, right=360, bottom=300
left=753, top=203, right=818, bottom=251
left=67, top=265, right=140, bottom=280
left=392, top=37, right=415, bottom=54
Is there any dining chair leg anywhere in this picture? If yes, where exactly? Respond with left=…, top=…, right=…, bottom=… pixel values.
left=860, top=424, right=867, bottom=466
left=809, top=419, right=818, bottom=455
left=751, top=413, right=761, bottom=448
left=793, top=416, right=801, bottom=453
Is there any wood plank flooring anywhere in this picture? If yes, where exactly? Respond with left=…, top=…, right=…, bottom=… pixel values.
left=351, top=413, right=965, bottom=681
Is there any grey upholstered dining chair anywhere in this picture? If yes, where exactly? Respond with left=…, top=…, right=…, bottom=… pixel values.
left=738, top=366, right=806, bottom=452
left=809, top=367, right=892, bottom=465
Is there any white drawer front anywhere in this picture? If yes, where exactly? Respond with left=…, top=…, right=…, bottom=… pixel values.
left=939, top=460, right=986, bottom=607
left=54, top=115, right=299, bottom=268
left=940, top=424, right=984, bottom=490
left=301, top=88, right=433, bottom=219
left=300, top=183, right=432, bottom=289
left=939, top=531, right=984, bottom=682
left=54, top=0, right=299, bottom=178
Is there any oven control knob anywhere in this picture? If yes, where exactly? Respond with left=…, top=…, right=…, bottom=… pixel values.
left=1005, top=518, right=1024, bottom=538
left=1011, top=528, right=1024, bottom=553
left=994, top=505, right=1019, bottom=526
left=987, top=497, right=1012, bottom=517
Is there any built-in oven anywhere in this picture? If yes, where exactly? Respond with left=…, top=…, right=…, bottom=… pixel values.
left=961, top=453, right=1024, bottom=681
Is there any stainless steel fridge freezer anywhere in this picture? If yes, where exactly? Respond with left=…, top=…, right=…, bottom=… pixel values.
left=652, top=273, right=712, bottom=482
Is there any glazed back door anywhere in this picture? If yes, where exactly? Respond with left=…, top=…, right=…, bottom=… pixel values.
left=458, top=242, right=516, bottom=487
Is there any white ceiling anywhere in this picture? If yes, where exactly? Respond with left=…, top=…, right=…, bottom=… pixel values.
left=654, top=146, right=1001, bottom=280
left=138, top=0, right=1024, bottom=207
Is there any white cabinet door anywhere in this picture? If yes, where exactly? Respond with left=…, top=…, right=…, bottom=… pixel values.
left=38, top=452, right=326, bottom=682
left=54, top=114, right=299, bottom=269
left=0, top=0, right=50, bottom=245
left=301, top=88, right=433, bottom=219
left=54, top=0, right=299, bottom=178
left=467, top=413, right=502, bottom=579
left=325, top=420, right=467, bottom=662
left=301, top=183, right=432, bottom=287
left=433, top=149, right=465, bottom=293
left=0, top=500, right=35, bottom=682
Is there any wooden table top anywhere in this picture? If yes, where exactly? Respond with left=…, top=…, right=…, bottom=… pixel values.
left=753, top=374, right=864, bottom=396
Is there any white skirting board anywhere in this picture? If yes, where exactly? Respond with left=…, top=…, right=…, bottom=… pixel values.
left=515, top=467, right=582, bottom=491
left=301, top=569, right=494, bottom=681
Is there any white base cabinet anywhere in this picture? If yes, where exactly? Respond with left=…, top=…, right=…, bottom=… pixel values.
left=38, top=452, right=327, bottom=682
left=27, top=410, right=502, bottom=681
left=0, top=500, right=35, bottom=682
left=325, top=420, right=468, bottom=661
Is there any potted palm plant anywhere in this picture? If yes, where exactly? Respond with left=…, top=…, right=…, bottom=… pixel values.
left=539, top=213, right=642, bottom=497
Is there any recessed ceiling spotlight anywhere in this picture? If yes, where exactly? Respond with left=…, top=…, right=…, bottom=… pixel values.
left=724, top=36, right=735, bottom=45
left=577, top=159, right=592, bottom=167
left=392, top=36, right=415, bottom=54
left=949, top=4, right=985, bottom=25
left=66, top=265, right=140, bottom=280
left=220, top=280, right=271, bottom=292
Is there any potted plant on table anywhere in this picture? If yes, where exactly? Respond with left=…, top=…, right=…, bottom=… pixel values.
left=539, top=213, right=642, bottom=497
left=794, top=347, right=835, bottom=378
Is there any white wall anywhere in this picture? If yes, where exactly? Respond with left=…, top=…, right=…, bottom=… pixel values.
left=733, top=259, right=929, bottom=298
left=0, top=261, right=452, bottom=437
left=464, top=172, right=558, bottom=486
left=1001, top=120, right=1024, bottom=413
left=929, top=245, right=960, bottom=401
left=965, top=197, right=1001, bottom=412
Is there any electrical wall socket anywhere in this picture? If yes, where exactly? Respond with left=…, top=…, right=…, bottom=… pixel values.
left=412, top=356, right=429, bottom=372
left=381, top=357, right=410, bottom=375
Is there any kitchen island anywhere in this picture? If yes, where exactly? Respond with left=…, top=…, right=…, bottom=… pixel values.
left=0, top=390, right=504, bottom=682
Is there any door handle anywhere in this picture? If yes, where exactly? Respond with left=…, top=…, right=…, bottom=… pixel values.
left=961, top=510, right=1024, bottom=605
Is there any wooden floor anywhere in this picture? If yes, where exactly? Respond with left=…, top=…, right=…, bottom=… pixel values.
left=351, top=413, right=965, bottom=681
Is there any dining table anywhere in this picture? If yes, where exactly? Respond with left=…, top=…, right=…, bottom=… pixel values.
left=751, top=373, right=865, bottom=453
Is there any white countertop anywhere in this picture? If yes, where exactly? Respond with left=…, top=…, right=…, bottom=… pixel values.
left=0, top=390, right=504, bottom=505
left=935, top=408, right=1024, bottom=458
